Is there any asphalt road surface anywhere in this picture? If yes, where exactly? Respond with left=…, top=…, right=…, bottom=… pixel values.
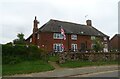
left=7, top=65, right=118, bottom=77
left=73, top=70, right=119, bottom=77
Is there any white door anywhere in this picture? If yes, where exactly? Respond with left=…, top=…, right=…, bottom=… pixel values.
left=71, top=44, right=77, bottom=51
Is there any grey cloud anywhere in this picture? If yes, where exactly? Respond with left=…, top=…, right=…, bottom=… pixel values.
left=1, top=0, right=119, bottom=44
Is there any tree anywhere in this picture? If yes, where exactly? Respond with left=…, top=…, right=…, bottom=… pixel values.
left=6, top=42, right=12, bottom=45
left=92, top=38, right=104, bottom=52
left=13, top=33, right=26, bottom=44
left=17, top=33, right=24, bottom=40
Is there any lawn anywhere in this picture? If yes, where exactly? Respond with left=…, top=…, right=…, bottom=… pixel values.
left=59, top=60, right=118, bottom=68
left=48, top=55, right=59, bottom=62
left=2, top=60, right=55, bottom=76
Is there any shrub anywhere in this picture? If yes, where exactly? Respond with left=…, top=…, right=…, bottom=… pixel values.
left=2, top=44, right=45, bottom=64
left=3, top=56, right=22, bottom=64
left=92, top=38, right=104, bottom=52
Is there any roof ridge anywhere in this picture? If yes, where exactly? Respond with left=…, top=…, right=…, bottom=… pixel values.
left=50, top=19, right=86, bottom=26
left=36, top=19, right=109, bottom=37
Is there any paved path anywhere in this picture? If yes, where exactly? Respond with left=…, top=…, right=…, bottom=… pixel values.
left=48, top=61, right=62, bottom=69
left=9, top=65, right=118, bottom=77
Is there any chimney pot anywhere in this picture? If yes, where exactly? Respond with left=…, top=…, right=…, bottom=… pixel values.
left=34, top=16, right=37, bottom=21
left=86, top=20, right=92, bottom=26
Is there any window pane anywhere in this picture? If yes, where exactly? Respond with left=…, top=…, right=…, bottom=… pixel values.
left=37, top=34, right=39, bottom=39
left=91, top=36, right=95, bottom=40
left=71, top=44, right=77, bottom=51
left=53, top=33, right=63, bottom=39
left=71, top=35, right=77, bottom=40
left=53, top=44, right=64, bottom=52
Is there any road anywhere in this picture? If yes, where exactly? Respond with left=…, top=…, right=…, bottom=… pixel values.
left=73, top=70, right=119, bottom=77
left=5, top=65, right=118, bottom=77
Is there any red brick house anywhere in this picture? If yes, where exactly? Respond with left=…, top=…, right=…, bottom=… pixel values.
left=26, top=16, right=109, bottom=52
left=110, top=34, right=120, bottom=51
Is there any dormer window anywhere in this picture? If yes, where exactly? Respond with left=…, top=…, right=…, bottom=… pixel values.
left=79, top=31, right=84, bottom=34
left=71, top=35, right=77, bottom=40
left=81, top=31, right=84, bottom=34
left=104, top=37, right=107, bottom=41
left=98, top=33, right=101, bottom=35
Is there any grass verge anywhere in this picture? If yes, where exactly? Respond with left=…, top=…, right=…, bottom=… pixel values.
left=3, top=60, right=55, bottom=76
left=59, top=60, right=118, bottom=68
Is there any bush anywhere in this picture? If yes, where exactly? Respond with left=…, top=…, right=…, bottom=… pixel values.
left=92, top=38, right=104, bottom=52
left=3, top=56, right=22, bottom=64
left=2, top=44, right=45, bottom=64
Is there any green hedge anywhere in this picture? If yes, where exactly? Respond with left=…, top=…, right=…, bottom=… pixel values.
left=2, top=45, right=45, bottom=64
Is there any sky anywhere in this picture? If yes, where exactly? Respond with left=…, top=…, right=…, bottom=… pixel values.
left=0, top=0, right=119, bottom=44
left=118, top=1, right=120, bottom=34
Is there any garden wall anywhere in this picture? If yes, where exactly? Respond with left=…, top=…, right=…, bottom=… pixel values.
left=59, top=52, right=120, bottom=63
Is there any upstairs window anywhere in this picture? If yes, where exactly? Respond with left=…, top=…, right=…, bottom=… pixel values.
left=30, top=38, right=32, bottom=42
left=91, top=36, right=95, bottom=40
left=53, top=33, right=63, bottom=39
left=37, top=34, right=39, bottom=39
left=71, top=35, right=77, bottom=40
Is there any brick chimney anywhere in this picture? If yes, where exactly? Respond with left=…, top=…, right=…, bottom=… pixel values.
left=33, top=16, right=39, bottom=33
left=86, top=20, right=92, bottom=26
left=32, top=16, right=39, bottom=45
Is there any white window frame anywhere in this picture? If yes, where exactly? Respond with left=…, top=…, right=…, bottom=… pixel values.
left=71, top=44, right=77, bottom=51
left=37, top=34, right=39, bottom=39
left=71, top=35, right=77, bottom=40
left=53, top=43, right=64, bottom=52
left=30, top=38, right=32, bottom=42
left=53, top=33, right=63, bottom=39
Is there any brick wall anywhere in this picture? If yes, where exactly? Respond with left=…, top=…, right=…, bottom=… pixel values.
left=26, top=32, right=108, bottom=52
left=37, top=32, right=93, bottom=52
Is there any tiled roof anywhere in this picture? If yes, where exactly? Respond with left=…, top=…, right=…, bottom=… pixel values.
left=38, top=19, right=109, bottom=37
left=110, top=34, right=120, bottom=41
